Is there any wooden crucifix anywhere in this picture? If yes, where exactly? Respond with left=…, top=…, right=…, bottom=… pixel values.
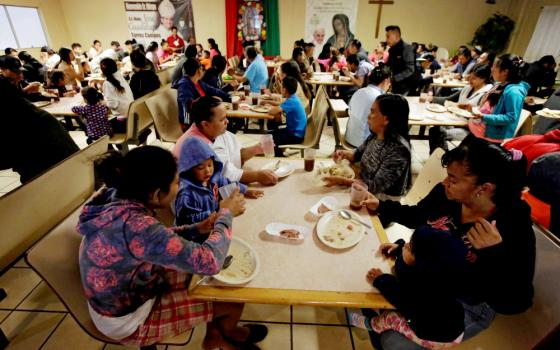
left=369, top=0, right=394, bottom=38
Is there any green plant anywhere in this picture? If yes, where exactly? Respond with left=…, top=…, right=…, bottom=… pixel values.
left=471, top=13, right=515, bottom=54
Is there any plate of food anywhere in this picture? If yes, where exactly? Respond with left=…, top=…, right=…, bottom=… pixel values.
left=340, top=76, right=352, bottom=82
left=32, top=101, right=51, bottom=108
left=259, top=94, right=274, bottom=101
left=309, top=196, right=339, bottom=216
left=265, top=223, right=311, bottom=241
left=315, top=160, right=355, bottom=179
left=250, top=105, right=270, bottom=113
left=213, top=238, right=259, bottom=285
left=536, top=108, right=560, bottom=119
left=261, top=160, right=294, bottom=178
left=448, top=106, right=473, bottom=119
left=426, top=103, right=447, bottom=113
left=239, top=103, right=251, bottom=111
left=223, top=102, right=232, bottom=110
left=316, top=210, right=366, bottom=249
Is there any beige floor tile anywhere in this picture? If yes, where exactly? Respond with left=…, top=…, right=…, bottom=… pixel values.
left=0, top=177, right=17, bottom=191
left=17, top=281, right=67, bottom=312
left=41, top=315, right=104, bottom=350
left=1, top=311, right=65, bottom=350
left=352, top=326, right=377, bottom=350
left=0, top=310, right=10, bottom=323
left=0, top=181, right=20, bottom=193
left=240, top=303, right=291, bottom=323
left=242, top=322, right=290, bottom=350
left=292, top=324, right=353, bottom=350
left=292, top=306, right=348, bottom=325
left=0, top=269, right=42, bottom=309
left=167, top=325, right=204, bottom=350
left=12, top=258, right=28, bottom=268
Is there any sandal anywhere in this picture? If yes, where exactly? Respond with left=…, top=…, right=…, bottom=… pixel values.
left=226, top=324, right=268, bottom=347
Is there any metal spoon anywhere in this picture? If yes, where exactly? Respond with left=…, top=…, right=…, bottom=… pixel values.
left=339, top=210, right=372, bottom=229
left=191, top=255, right=233, bottom=290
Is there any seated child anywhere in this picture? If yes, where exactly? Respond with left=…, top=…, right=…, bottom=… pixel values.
left=175, top=137, right=263, bottom=239
left=71, top=86, right=113, bottom=144
left=48, top=70, right=77, bottom=97
left=200, top=50, right=212, bottom=70
left=266, top=76, right=307, bottom=157
left=349, top=226, right=468, bottom=349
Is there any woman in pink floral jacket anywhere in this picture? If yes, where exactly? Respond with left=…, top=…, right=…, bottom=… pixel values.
left=78, top=146, right=267, bottom=349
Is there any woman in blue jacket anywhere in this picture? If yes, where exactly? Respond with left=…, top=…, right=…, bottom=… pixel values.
left=471, top=54, right=529, bottom=141
left=172, top=57, right=230, bottom=130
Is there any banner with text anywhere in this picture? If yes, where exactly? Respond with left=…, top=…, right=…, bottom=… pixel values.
left=124, top=0, right=195, bottom=45
left=305, top=0, right=358, bottom=57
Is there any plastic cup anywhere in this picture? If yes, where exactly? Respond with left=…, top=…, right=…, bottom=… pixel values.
left=419, top=92, right=428, bottom=103
left=260, top=134, right=275, bottom=158
left=243, top=84, right=250, bottom=96
left=332, top=71, right=340, bottom=81
left=349, top=181, right=367, bottom=210
left=303, top=148, right=315, bottom=172
left=218, top=183, right=238, bottom=199
left=251, top=93, right=259, bottom=105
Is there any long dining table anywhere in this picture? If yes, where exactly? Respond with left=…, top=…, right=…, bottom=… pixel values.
left=405, top=96, right=469, bottom=140
left=36, top=93, right=89, bottom=131
left=307, top=72, right=355, bottom=87
left=188, top=157, right=394, bottom=309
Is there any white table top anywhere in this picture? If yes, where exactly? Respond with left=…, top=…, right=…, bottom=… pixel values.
left=406, top=97, right=468, bottom=127
left=190, top=157, right=393, bottom=308
left=308, top=73, right=355, bottom=86
left=40, top=94, right=84, bottom=116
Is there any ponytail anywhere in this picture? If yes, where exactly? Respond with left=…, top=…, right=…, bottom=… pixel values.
left=100, top=58, right=125, bottom=94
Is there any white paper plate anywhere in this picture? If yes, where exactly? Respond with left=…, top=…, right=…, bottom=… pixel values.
left=448, top=106, right=473, bottom=119
left=309, top=196, right=339, bottom=216
left=32, top=101, right=51, bottom=108
left=261, top=161, right=294, bottom=178
left=213, top=238, right=259, bottom=285
left=536, top=108, right=560, bottom=119
left=426, top=104, right=447, bottom=113
left=250, top=105, right=270, bottom=113
left=316, top=210, right=366, bottom=249
left=265, top=223, right=311, bottom=241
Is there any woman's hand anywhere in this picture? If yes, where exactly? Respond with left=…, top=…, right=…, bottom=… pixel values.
left=322, top=176, right=350, bottom=187
left=244, top=189, right=264, bottom=199
left=196, top=212, right=218, bottom=234
left=379, top=243, right=399, bottom=258
left=366, top=268, right=384, bottom=284
left=467, top=218, right=502, bottom=249
left=360, top=192, right=380, bottom=211
left=219, top=188, right=246, bottom=216
left=333, top=150, right=353, bottom=163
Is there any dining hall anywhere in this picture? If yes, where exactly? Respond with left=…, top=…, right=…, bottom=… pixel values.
left=1, top=0, right=560, bottom=349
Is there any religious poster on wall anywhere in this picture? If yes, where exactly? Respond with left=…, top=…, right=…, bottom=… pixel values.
left=305, top=0, right=359, bottom=57
left=123, top=0, right=195, bottom=45
left=236, top=1, right=267, bottom=44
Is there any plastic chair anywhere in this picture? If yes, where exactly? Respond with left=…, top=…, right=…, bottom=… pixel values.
left=25, top=209, right=193, bottom=350
left=326, top=98, right=354, bottom=151
left=385, top=148, right=447, bottom=242
left=279, top=86, right=329, bottom=156
left=145, top=85, right=183, bottom=142
left=514, top=109, right=532, bottom=137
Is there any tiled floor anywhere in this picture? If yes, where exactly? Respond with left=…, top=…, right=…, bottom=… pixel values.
left=0, top=124, right=431, bottom=349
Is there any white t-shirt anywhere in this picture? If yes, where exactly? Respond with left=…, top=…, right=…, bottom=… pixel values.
left=88, top=298, right=155, bottom=340
left=212, top=131, right=244, bottom=182
left=103, top=72, right=134, bottom=119
left=46, top=54, right=61, bottom=69
left=345, top=84, right=384, bottom=147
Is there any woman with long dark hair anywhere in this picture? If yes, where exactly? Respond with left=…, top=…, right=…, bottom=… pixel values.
left=469, top=54, right=529, bottom=142
left=208, top=38, right=221, bottom=58
left=324, top=94, right=411, bottom=200
left=361, top=138, right=534, bottom=349
left=129, top=49, right=161, bottom=99
left=272, top=61, right=312, bottom=113
left=100, top=58, right=134, bottom=133
left=145, top=41, right=160, bottom=70
left=325, top=13, right=355, bottom=49
left=55, top=47, right=84, bottom=86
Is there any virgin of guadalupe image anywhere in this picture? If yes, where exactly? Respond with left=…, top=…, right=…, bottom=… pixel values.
left=326, top=13, right=355, bottom=50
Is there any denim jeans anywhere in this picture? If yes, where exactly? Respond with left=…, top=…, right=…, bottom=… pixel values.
left=371, top=302, right=496, bottom=349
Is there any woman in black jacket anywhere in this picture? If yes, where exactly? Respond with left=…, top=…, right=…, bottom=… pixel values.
left=18, top=51, right=46, bottom=83
left=360, top=138, right=535, bottom=349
